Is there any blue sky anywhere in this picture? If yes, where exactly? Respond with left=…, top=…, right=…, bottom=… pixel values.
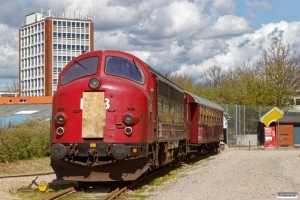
left=1, top=0, right=300, bottom=92
left=236, top=0, right=300, bottom=29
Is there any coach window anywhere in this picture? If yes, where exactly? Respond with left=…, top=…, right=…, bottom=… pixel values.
left=105, top=56, right=145, bottom=84
left=61, top=56, right=98, bottom=85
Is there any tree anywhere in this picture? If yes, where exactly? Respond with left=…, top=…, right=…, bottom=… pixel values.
left=256, top=37, right=300, bottom=107
left=200, top=65, right=225, bottom=89
left=5, top=79, right=19, bottom=95
left=168, top=73, right=201, bottom=94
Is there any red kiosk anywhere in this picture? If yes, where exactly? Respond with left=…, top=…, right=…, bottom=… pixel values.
left=264, top=127, right=276, bottom=148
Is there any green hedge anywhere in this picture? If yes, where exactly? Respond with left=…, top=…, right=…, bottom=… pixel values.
left=0, top=119, right=50, bottom=163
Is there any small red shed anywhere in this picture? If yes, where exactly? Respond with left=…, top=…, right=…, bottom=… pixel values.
left=275, top=112, right=300, bottom=147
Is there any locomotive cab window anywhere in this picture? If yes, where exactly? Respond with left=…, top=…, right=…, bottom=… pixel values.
left=105, top=56, right=145, bottom=84
left=61, top=56, right=98, bottom=85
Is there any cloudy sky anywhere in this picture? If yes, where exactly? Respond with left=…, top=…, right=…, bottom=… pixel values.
left=1, top=0, right=300, bottom=91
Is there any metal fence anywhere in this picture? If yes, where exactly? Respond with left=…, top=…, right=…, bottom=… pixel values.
left=222, top=104, right=274, bottom=145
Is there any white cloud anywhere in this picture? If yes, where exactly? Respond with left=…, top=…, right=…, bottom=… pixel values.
left=199, top=15, right=253, bottom=39
left=246, top=0, right=272, bottom=10
left=211, top=0, right=236, bottom=14
left=1, top=0, right=300, bottom=92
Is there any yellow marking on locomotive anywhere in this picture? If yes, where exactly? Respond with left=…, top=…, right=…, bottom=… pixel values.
left=132, top=148, right=137, bottom=153
left=82, top=92, right=106, bottom=138
left=90, top=143, right=96, bottom=147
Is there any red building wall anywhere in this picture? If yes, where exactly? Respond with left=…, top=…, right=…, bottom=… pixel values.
left=277, top=124, right=294, bottom=147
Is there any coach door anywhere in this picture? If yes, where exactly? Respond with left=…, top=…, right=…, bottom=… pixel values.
left=294, top=126, right=300, bottom=146
left=189, top=103, right=199, bottom=144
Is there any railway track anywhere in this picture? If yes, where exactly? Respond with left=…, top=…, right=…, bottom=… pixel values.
left=41, top=187, right=77, bottom=200
left=0, top=172, right=54, bottom=179
left=39, top=162, right=181, bottom=200
left=9, top=153, right=215, bottom=199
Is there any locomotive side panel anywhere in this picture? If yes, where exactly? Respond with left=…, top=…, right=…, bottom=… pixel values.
left=157, top=80, right=185, bottom=141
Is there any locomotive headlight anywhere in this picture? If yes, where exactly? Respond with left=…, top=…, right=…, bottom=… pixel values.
left=124, top=126, right=133, bottom=135
left=56, top=127, right=65, bottom=136
left=123, top=114, right=133, bottom=125
left=55, top=113, right=67, bottom=125
left=57, top=115, right=65, bottom=123
left=89, top=78, right=101, bottom=89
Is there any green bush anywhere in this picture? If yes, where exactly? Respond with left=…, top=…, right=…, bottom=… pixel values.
left=0, top=119, right=50, bottom=163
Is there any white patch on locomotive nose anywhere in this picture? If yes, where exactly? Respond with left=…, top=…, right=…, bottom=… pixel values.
left=80, top=98, right=83, bottom=109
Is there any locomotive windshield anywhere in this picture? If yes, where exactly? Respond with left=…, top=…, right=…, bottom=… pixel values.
left=61, top=56, right=98, bottom=85
left=105, top=56, right=145, bottom=84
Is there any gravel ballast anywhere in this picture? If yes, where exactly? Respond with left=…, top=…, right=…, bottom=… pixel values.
left=148, top=148, right=300, bottom=200
left=1, top=148, right=300, bottom=200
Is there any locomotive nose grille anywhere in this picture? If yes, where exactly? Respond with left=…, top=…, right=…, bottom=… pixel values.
left=82, top=92, right=106, bottom=138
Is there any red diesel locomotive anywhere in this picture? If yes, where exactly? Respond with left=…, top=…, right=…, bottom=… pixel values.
left=50, top=50, right=224, bottom=182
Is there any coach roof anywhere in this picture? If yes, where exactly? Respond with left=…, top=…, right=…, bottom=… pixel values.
left=186, top=91, right=224, bottom=111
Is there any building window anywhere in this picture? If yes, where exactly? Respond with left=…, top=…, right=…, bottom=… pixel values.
left=67, top=21, right=71, bottom=27
left=63, top=21, right=66, bottom=26
left=85, top=23, right=89, bottom=28
left=53, top=32, right=57, bottom=38
left=53, top=21, right=57, bottom=26
left=58, top=21, right=62, bottom=26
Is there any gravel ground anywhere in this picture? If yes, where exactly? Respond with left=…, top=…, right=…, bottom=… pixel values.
left=148, top=147, right=300, bottom=200
left=0, top=174, right=57, bottom=200
left=1, top=147, right=300, bottom=200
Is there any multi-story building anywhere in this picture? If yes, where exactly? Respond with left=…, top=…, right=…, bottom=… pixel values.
left=19, top=11, right=94, bottom=96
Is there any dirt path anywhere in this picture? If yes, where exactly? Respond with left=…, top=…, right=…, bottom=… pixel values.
left=147, top=148, right=300, bottom=200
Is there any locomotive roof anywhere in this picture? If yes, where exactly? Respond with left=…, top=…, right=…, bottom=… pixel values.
left=143, top=62, right=184, bottom=92
left=185, top=91, right=224, bottom=111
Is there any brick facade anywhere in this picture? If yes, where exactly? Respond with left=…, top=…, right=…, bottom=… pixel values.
left=277, top=124, right=294, bottom=146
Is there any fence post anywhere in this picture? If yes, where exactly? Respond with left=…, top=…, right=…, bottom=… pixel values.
left=249, top=140, right=250, bottom=150
left=239, top=141, right=241, bottom=150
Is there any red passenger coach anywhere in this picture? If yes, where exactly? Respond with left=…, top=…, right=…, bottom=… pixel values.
left=50, top=50, right=223, bottom=182
left=185, top=92, right=224, bottom=153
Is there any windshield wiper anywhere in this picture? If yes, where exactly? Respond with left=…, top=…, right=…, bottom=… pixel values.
left=74, top=60, right=88, bottom=70
left=132, top=59, right=140, bottom=72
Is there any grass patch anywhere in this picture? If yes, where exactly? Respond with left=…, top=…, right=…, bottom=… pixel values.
left=0, top=119, right=50, bottom=163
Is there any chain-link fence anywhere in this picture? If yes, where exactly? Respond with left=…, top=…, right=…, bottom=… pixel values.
left=222, top=104, right=275, bottom=145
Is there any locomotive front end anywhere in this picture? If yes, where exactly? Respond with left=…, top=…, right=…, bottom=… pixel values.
left=50, top=50, right=151, bottom=181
